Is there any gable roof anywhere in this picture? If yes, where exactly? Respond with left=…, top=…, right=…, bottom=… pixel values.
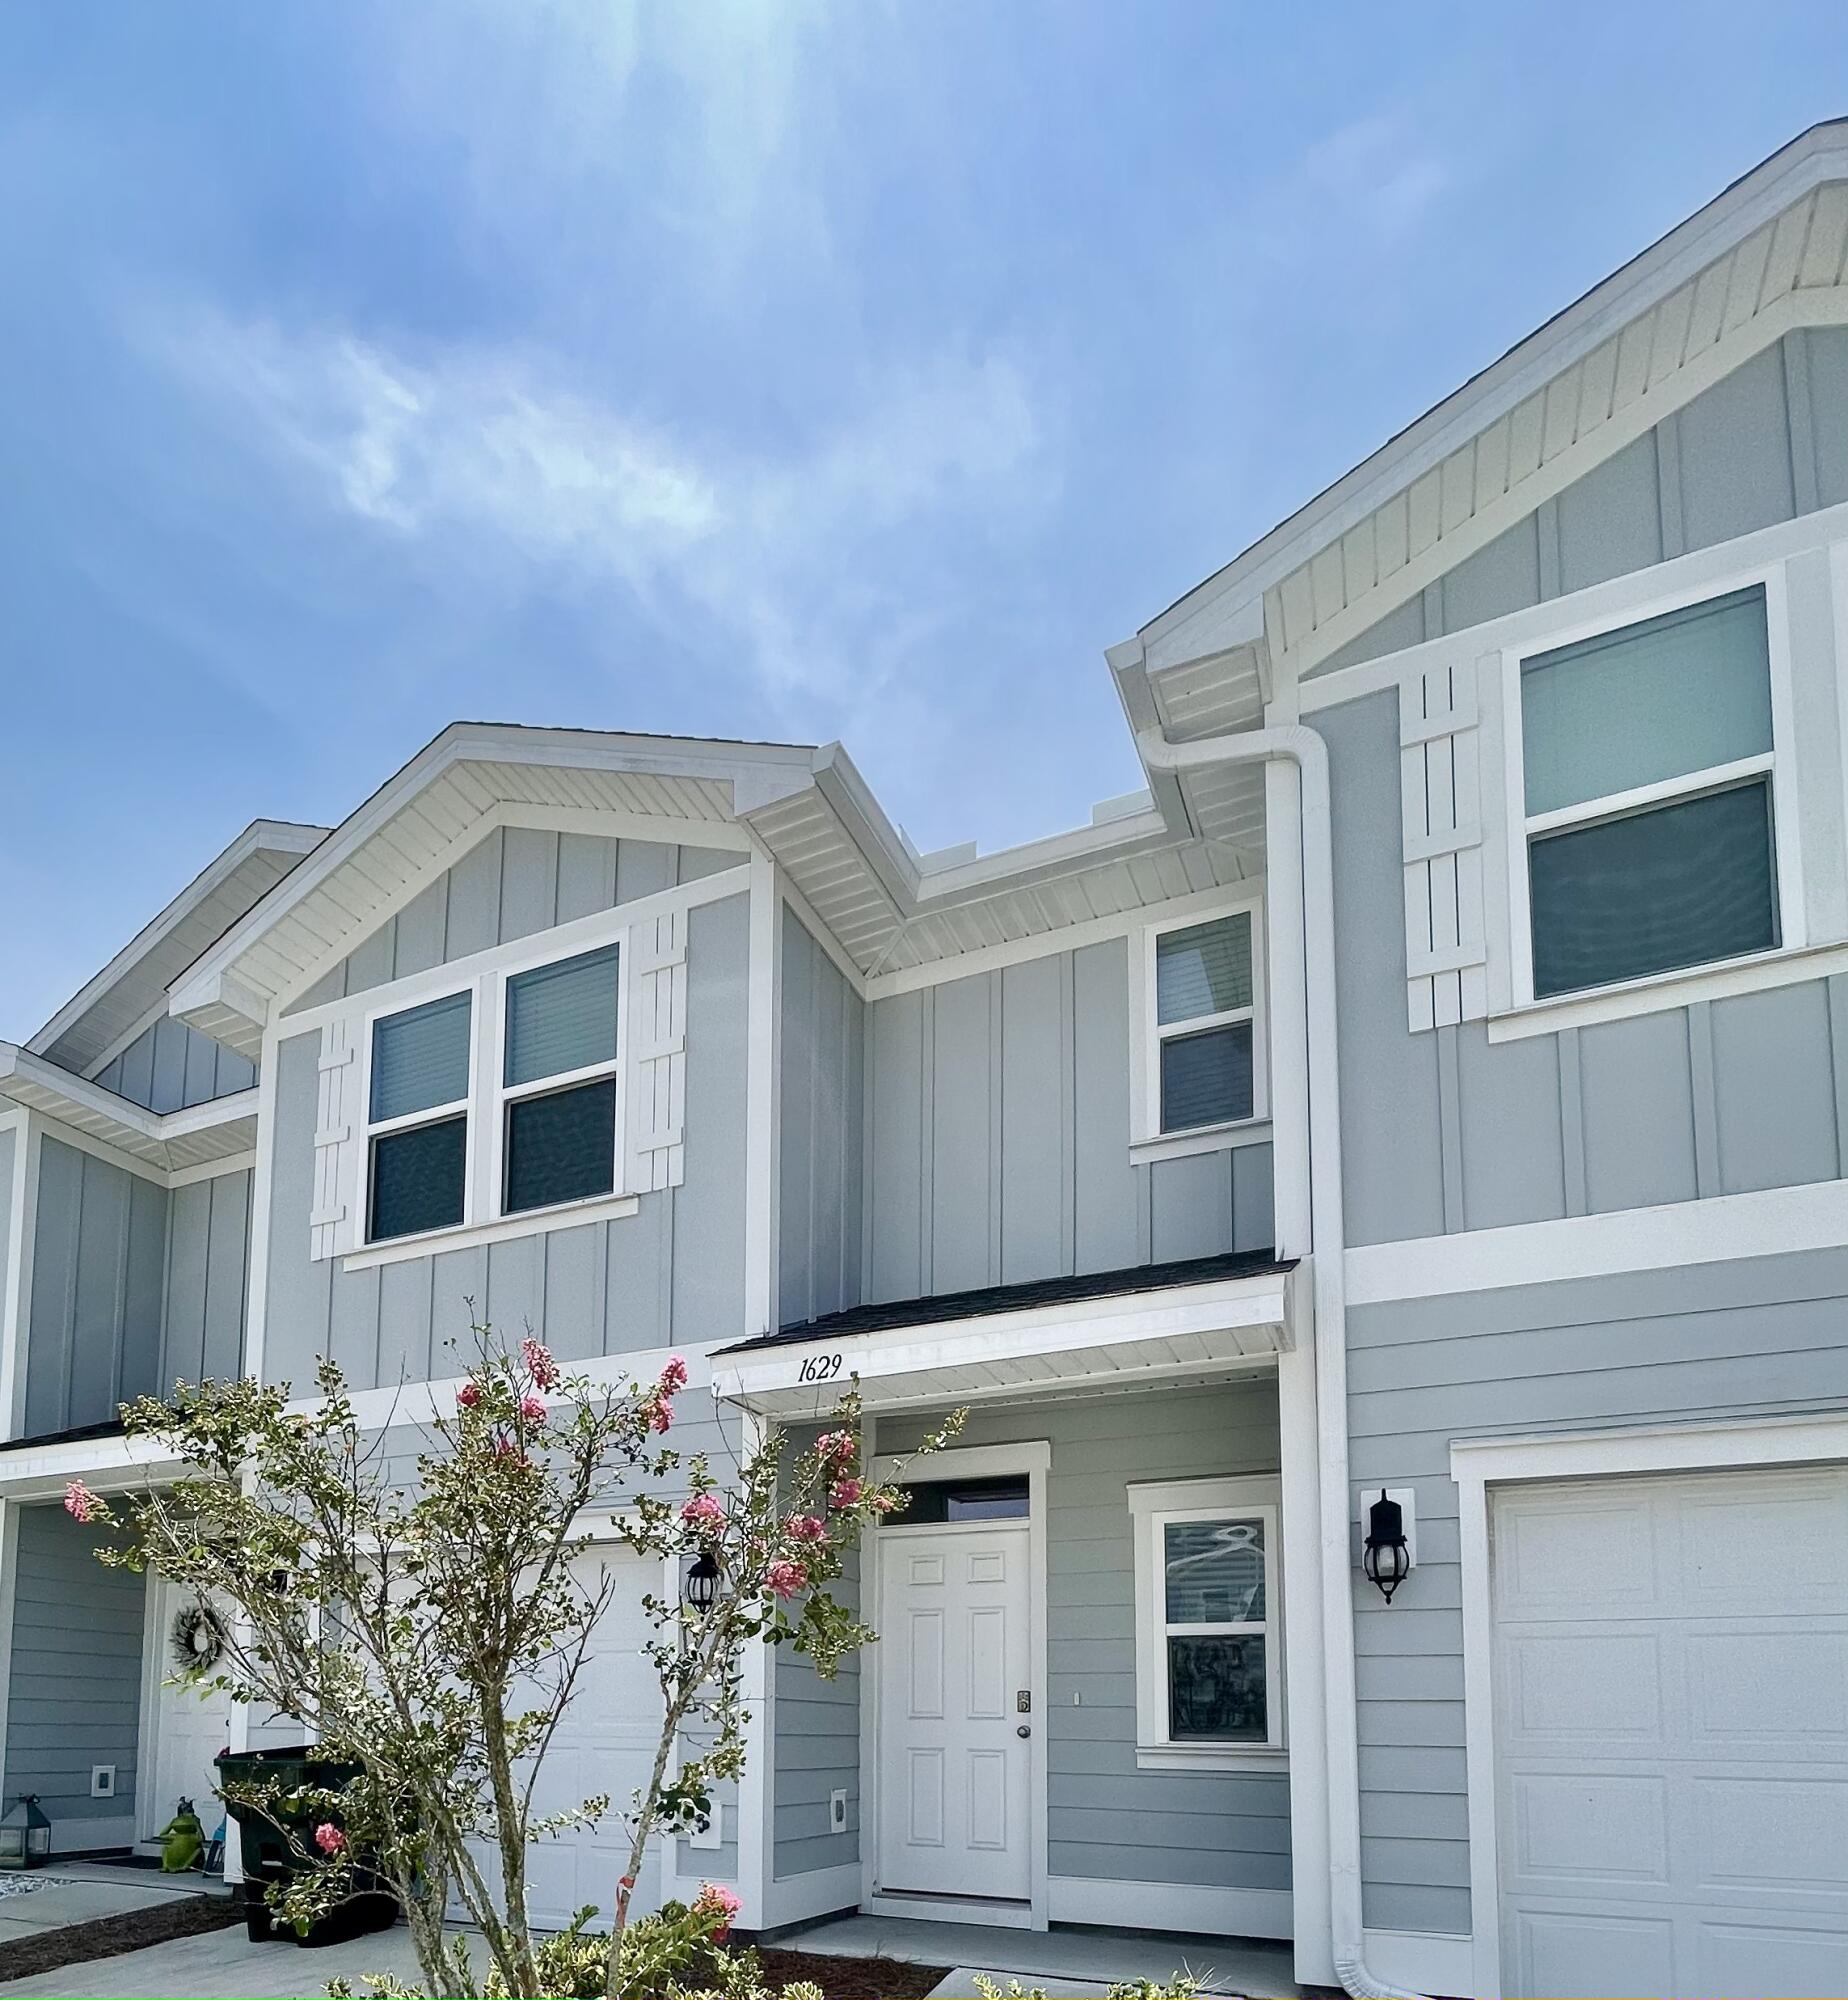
left=1114, top=117, right=1848, bottom=726
left=28, top=818, right=326, bottom=1076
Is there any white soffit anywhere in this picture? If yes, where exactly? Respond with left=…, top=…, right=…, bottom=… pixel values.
left=712, top=1271, right=1293, bottom=1419
left=0, top=1044, right=259, bottom=1173
left=1126, top=121, right=1848, bottom=687
left=28, top=820, right=326, bottom=1075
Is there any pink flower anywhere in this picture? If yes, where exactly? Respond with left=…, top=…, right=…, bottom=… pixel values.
left=519, top=1395, right=547, bottom=1422
left=693, top=1881, right=742, bottom=1938
left=814, top=1430, right=856, bottom=1467
left=784, top=1513, right=825, bottom=1543
left=493, top=1434, right=526, bottom=1465
left=520, top=1337, right=560, bottom=1391
left=681, top=1493, right=724, bottom=1527
left=868, top=1490, right=905, bottom=1516
left=828, top=1477, right=863, bottom=1510
left=647, top=1399, right=673, bottom=1435
left=63, top=1479, right=99, bottom=1524
left=456, top=1381, right=482, bottom=1410
left=766, top=1559, right=808, bottom=1600
left=313, top=1822, right=347, bottom=1858
left=658, top=1354, right=689, bottom=1394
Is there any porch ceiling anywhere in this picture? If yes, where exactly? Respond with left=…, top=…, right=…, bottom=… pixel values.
left=712, top=1263, right=1295, bottom=1419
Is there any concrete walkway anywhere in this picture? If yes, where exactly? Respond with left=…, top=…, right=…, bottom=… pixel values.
left=0, top=1907, right=1300, bottom=1998
left=0, top=1861, right=226, bottom=1947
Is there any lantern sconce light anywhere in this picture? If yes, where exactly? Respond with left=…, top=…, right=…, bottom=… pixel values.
left=682, top=1550, right=720, bottom=1613
left=1361, top=1487, right=1417, bottom=1603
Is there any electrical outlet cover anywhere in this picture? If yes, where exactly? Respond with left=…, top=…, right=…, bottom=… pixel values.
left=686, top=1805, right=722, bottom=1851
left=829, top=1788, right=848, bottom=1833
left=91, top=1765, right=116, bottom=1798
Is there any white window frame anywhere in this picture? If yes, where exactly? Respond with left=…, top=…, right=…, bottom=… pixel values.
left=1130, top=893, right=1270, bottom=1163
left=1500, top=560, right=1805, bottom=1015
left=486, top=936, right=630, bottom=1224
left=354, top=979, right=481, bottom=1250
left=1127, top=1473, right=1284, bottom=1773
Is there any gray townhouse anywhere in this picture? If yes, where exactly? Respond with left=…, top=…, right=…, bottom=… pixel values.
left=4, top=117, right=1848, bottom=2000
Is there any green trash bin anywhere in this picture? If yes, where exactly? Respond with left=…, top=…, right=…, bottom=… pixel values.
left=215, top=1747, right=398, bottom=1947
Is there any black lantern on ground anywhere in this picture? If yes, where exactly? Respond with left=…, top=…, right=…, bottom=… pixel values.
left=683, top=1551, right=720, bottom=1613
left=0, top=1794, right=52, bottom=1870
left=1363, top=1490, right=1411, bottom=1603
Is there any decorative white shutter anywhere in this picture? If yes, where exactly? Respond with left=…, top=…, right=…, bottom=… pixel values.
left=310, top=1015, right=362, bottom=1261
left=1400, top=656, right=1489, bottom=1032
left=626, top=907, right=688, bottom=1194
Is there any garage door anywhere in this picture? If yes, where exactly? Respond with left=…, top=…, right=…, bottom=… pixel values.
left=462, top=1545, right=666, bottom=1931
left=1491, top=1466, right=1848, bottom=1999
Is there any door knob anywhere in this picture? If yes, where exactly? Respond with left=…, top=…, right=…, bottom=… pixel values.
left=1016, top=1724, right=1031, bottom=1738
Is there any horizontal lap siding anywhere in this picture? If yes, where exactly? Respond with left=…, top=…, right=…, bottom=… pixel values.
left=264, top=894, right=748, bottom=1391
left=877, top=1384, right=1287, bottom=1894
left=864, top=942, right=1273, bottom=1303
left=4, top=1503, right=147, bottom=1830
left=1348, top=1246, right=1848, bottom=1934
left=779, top=911, right=864, bottom=1331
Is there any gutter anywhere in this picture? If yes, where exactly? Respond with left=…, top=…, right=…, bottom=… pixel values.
left=1136, top=723, right=1427, bottom=2000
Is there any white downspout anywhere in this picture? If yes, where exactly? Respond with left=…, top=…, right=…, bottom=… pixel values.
left=1137, top=724, right=1427, bottom=2000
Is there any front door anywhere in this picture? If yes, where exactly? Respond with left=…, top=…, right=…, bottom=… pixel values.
left=142, top=1579, right=235, bottom=1843
left=877, top=1523, right=1031, bottom=1902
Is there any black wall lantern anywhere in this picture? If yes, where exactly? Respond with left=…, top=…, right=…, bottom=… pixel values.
left=1363, top=1489, right=1413, bottom=1603
left=683, top=1551, right=720, bottom=1613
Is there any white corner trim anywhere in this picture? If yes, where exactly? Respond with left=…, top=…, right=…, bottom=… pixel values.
left=1450, top=1410, right=1848, bottom=2000
left=743, top=852, right=781, bottom=1345
left=758, top=1863, right=861, bottom=1931
left=0, top=1112, right=37, bottom=1445
left=1344, top=1174, right=1848, bottom=1305
left=1361, top=1928, right=1475, bottom=1996
left=1045, top=1874, right=1293, bottom=1941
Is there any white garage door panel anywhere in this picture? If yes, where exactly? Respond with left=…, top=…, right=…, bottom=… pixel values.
left=1493, top=1466, right=1848, bottom=1999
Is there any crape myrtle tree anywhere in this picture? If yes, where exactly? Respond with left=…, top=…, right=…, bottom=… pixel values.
left=66, top=1325, right=959, bottom=2000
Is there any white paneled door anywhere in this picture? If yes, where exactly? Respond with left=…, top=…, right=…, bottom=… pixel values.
left=1491, top=1466, right=1848, bottom=1999
left=143, top=1580, right=235, bottom=1842
left=877, top=1525, right=1031, bottom=1902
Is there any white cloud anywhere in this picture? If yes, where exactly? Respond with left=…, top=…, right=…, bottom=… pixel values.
left=146, top=306, right=1050, bottom=723
left=1301, top=116, right=1449, bottom=242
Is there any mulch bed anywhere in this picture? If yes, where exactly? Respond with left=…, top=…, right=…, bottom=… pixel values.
left=755, top=1946, right=949, bottom=2000
left=0, top=1889, right=242, bottom=1984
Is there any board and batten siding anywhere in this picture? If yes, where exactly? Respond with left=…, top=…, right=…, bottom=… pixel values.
left=1347, top=1245, right=1848, bottom=1935
left=1313, top=329, right=1848, bottom=678
left=263, top=893, right=750, bottom=1392
left=4, top=1502, right=147, bottom=1840
left=287, top=827, right=744, bottom=1013
left=870, top=1383, right=1287, bottom=1898
left=778, top=909, right=865, bottom=1331
left=25, top=1139, right=252, bottom=1434
left=863, top=940, right=1274, bottom=1305
left=1323, top=685, right=1848, bottom=1246
left=93, top=1016, right=256, bottom=1112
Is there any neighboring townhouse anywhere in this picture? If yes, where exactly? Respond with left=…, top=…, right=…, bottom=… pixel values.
left=3, top=115, right=1848, bottom=2000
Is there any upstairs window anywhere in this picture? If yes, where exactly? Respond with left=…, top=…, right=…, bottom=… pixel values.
left=366, top=991, right=472, bottom=1243
left=499, top=944, right=622, bottom=1216
left=1153, top=912, right=1257, bottom=1131
left=1520, top=586, right=1780, bottom=1000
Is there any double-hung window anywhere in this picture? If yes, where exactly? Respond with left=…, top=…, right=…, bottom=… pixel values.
left=1150, top=910, right=1260, bottom=1133
left=1519, top=585, right=1782, bottom=1000
left=498, top=943, right=623, bottom=1216
left=366, top=991, right=473, bottom=1243
left=1129, top=1476, right=1283, bottom=1768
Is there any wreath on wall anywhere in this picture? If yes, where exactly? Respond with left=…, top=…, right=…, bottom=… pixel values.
left=170, top=1601, right=226, bottom=1676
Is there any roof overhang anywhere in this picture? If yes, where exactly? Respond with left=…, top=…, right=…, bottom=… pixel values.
left=711, top=1266, right=1295, bottom=1419
left=1117, top=118, right=1848, bottom=711
left=29, top=819, right=326, bottom=1076
left=0, top=1044, right=258, bottom=1176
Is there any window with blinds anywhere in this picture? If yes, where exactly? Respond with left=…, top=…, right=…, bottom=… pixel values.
left=1520, top=586, right=1780, bottom=999
left=499, top=943, right=622, bottom=1216
left=1153, top=913, right=1256, bottom=1132
left=366, top=990, right=472, bottom=1243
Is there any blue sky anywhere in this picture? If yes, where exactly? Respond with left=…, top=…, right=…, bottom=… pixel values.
left=2, top=2, right=1843, bottom=1033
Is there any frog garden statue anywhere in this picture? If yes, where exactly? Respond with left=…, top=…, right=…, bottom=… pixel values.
left=157, top=1799, right=205, bottom=1873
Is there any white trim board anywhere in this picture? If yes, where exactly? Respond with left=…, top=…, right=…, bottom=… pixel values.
left=1343, top=1175, right=1848, bottom=1306
left=1450, top=1411, right=1848, bottom=2000
left=1045, top=1874, right=1292, bottom=1942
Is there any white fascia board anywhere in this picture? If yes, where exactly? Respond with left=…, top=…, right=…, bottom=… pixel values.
left=27, top=819, right=327, bottom=1060
left=0, top=1430, right=181, bottom=1498
left=0, top=1044, right=260, bottom=1179
left=712, top=1268, right=1293, bottom=1408
left=166, top=722, right=823, bottom=1034
left=1132, top=119, right=1848, bottom=658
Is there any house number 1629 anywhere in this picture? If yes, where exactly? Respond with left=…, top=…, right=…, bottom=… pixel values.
left=796, top=1352, right=843, bottom=1384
